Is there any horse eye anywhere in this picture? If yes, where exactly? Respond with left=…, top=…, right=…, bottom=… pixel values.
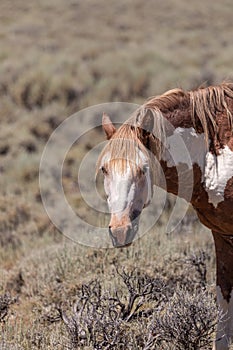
left=141, top=165, right=147, bottom=175
left=101, top=166, right=108, bottom=175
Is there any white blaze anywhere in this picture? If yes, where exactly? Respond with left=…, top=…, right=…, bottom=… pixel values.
left=108, top=167, right=134, bottom=213
left=103, top=149, right=152, bottom=214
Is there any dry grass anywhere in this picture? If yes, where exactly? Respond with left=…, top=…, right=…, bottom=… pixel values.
left=0, top=0, right=233, bottom=348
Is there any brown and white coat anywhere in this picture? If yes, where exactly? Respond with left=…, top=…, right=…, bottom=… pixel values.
left=98, top=83, right=233, bottom=349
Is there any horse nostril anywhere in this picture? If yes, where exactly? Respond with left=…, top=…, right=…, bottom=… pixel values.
left=131, top=210, right=141, bottom=221
left=108, top=226, right=113, bottom=236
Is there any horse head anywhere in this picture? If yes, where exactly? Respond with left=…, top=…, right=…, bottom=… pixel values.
left=98, top=112, right=154, bottom=247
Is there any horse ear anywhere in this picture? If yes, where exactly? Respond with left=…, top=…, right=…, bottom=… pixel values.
left=102, top=113, right=116, bottom=140
left=136, top=109, right=154, bottom=134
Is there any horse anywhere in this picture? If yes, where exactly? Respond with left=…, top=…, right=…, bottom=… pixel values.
left=96, top=83, right=233, bottom=350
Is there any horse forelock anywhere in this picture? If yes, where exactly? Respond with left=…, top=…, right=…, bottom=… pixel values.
left=96, top=123, right=152, bottom=175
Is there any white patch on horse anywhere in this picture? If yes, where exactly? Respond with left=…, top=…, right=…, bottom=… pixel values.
left=214, top=286, right=233, bottom=349
left=163, top=127, right=206, bottom=171
left=108, top=166, right=133, bottom=214
left=204, top=146, right=233, bottom=208
left=103, top=149, right=152, bottom=214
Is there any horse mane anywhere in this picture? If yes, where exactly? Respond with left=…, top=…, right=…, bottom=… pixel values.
left=97, top=83, right=233, bottom=175
left=144, top=82, right=233, bottom=145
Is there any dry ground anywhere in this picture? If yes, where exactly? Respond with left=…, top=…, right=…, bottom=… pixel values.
left=1, top=0, right=233, bottom=348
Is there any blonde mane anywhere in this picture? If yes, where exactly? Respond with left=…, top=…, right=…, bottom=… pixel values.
left=97, top=83, right=233, bottom=175
left=190, top=83, right=233, bottom=143
left=144, top=83, right=233, bottom=145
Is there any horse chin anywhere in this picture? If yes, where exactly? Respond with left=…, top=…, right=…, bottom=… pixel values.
left=114, top=242, right=132, bottom=249
left=110, top=238, right=134, bottom=249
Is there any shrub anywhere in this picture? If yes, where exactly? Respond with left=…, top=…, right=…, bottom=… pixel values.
left=150, top=288, right=217, bottom=350
left=58, top=263, right=217, bottom=350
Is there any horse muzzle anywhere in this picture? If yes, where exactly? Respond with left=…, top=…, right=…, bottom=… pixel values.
left=109, top=224, right=136, bottom=247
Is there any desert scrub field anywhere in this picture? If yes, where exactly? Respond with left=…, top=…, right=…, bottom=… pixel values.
left=0, top=226, right=218, bottom=349
left=1, top=0, right=233, bottom=349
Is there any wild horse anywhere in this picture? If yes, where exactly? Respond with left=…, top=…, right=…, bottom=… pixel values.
left=97, top=83, right=233, bottom=349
